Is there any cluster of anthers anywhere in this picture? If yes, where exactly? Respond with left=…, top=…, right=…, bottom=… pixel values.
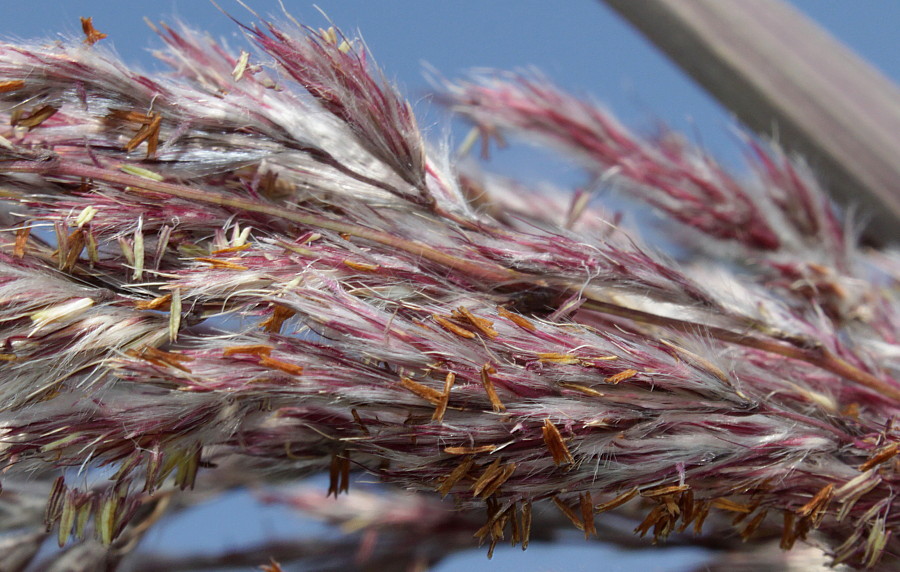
left=0, top=13, right=898, bottom=570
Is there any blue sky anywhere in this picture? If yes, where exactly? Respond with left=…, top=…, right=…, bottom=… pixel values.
left=7, top=1, right=900, bottom=176
left=3, top=2, right=898, bottom=571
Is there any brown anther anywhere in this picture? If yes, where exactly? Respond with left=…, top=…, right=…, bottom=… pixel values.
left=478, top=462, right=516, bottom=498
left=130, top=346, right=193, bottom=373
left=437, top=456, right=474, bottom=496
left=641, top=484, right=690, bottom=498
left=595, top=487, right=639, bottom=513
left=660, top=339, right=730, bottom=384
left=135, top=294, right=172, bottom=311
left=509, top=501, right=521, bottom=546
left=257, top=170, right=293, bottom=201
left=578, top=355, right=620, bottom=366
left=260, top=558, right=284, bottom=572
left=486, top=540, right=498, bottom=559
left=443, top=444, right=497, bottom=455
left=780, top=511, right=797, bottom=550
left=431, top=372, right=456, bottom=423
left=222, top=344, right=274, bottom=358
left=580, top=492, right=596, bottom=538
left=81, top=17, right=107, bottom=45
left=636, top=510, right=660, bottom=539
left=796, top=483, right=834, bottom=527
left=652, top=508, right=677, bottom=540
left=741, top=509, right=769, bottom=540
left=678, top=489, right=696, bottom=529
left=473, top=516, right=495, bottom=545
left=841, top=402, right=860, bottom=419
left=453, top=306, right=498, bottom=338
left=13, top=225, right=30, bottom=258
left=692, top=501, right=711, bottom=534
left=342, top=259, right=380, bottom=272
left=13, top=105, right=58, bottom=129
left=85, top=229, right=99, bottom=266
left=497, top=306, right=535, bottom=330
left=62, top=229, right=85, bottom=271
left=605, top=368, right=638, bottom=384
left=711, top=497, right=753, bottom=513
left=558, top=382, right=604, bottom=397
left=194, top=257, right=249, bottom=270
left=481, top=363, right=505, bottom=412
left=731, top=498, right=762, bottom=525
left=0, top=80, right=25, bottom=93
left=260, top=304, right=295, bottom=333
left=471, top=458, right=504, bottom=497
left=432, top=314, right=476, bottom=339
left=211, top=244, right=252, bottom=254
left=552, top=496, right=585, bottom=531
left=542, top=419, right=574, bottom=465
left=520, top=501, right=533, bottom=549
left=327, top=453, right=350, bottom=498
left=45, top=476, right=67, bottom=525
left=259, top=356, right=304, bottom=376
left=477, top=123, right=507, bottom=159
left=661, top=494, right=681, bottom=516
left=108, top=109, right=151, bottom=123
left=537, top=352, right=580, bottom=365
left=123, top=111, right=162, bottom=157
left=859, top=442, right=900, bottom=471
left=400, top=377, right=442, bottom=405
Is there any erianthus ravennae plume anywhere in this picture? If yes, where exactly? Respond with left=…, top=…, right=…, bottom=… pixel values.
left=0, top=12, right=898, bottom=571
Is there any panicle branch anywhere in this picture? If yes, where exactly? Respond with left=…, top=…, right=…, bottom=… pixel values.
left=0, top=12, right=897, bottom=570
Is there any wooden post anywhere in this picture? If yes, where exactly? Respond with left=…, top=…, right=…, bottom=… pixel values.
left=602, top=0, right=900, bottom=244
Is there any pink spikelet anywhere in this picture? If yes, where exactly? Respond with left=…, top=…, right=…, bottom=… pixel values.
left=0, top=13, right=897, bottom=571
